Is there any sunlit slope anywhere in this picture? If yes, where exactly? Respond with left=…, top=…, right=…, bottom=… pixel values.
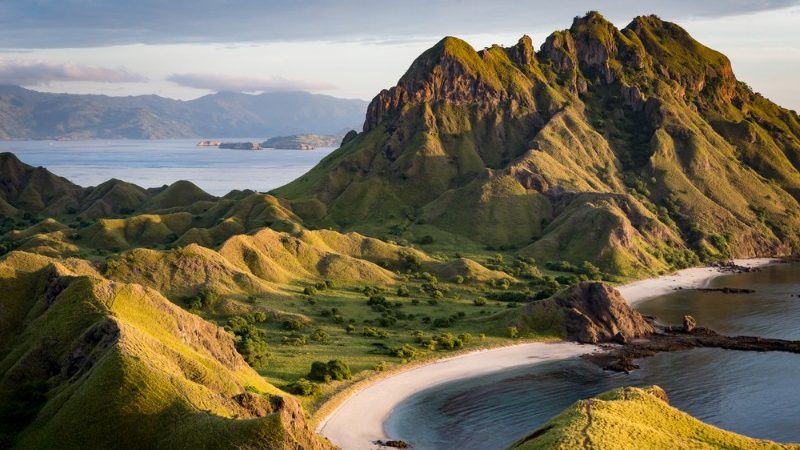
left=0, top=251, right=335, bottom=450
left=275, top=12, right=800, bottom=277
left=508, top=386, right=796, bottom=450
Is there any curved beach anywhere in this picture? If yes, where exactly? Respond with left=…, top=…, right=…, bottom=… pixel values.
left=317, top=258, right=778, bottom=449
left=617, top=258, right=776, bottom=305
left=316, top=342, right=595, bottom=449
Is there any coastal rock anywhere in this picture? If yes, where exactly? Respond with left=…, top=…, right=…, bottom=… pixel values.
left=554, top=282, right=655, bottom=344
left=682, top=315, right=696, bottom=333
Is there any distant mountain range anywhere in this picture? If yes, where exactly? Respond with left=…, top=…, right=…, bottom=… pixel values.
left=0, top=85, right=368, bottom=140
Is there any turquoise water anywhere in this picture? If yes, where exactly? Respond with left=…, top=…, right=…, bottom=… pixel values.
left=385, top=263, right=800, bottom=449
left=1, top=139, right=334, bottom=196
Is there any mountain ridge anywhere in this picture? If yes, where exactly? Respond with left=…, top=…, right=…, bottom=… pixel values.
left=276, top=11, right=800, bottom=277
left=0, top=85, right=368, bottom=139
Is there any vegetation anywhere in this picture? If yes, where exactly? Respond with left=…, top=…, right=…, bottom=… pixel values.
left=508, top=386, right=794, bottom=449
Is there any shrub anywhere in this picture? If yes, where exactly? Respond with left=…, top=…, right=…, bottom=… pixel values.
left=473, top=297, right=487, bottom=306
left=282, top=319, right=304, bottom=331
left=286, top=378, right=321, bottom=396
left=345, top=324, right=356, bottom=334
left=508, top=326, right=520, bottom=339
left=310, top=328, right=329, bottom=343
left=303, top=286, right=318, bottom=296
left=225, top=316, right=270, bottom=368
left=373, top=361, right=389, bottom=372
left=419, top=235, right=434, bottom=244
left=392, top=344, right=418, bottom=359
left=397, top=285, right=410, bottom=297
left=308, top=359, right=352, bottom=383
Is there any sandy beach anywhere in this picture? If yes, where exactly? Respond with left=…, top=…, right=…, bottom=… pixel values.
left=316, top=258, right=778, bottom=449
left=617, top=258, right=777, bottom=305
left=316, top=341, right=596, bottom=449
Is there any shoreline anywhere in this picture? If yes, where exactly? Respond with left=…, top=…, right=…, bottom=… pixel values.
left=316, top=257, right=779, bottom=449
left=315, top=342, right=597, bottom=449
left=616, top=258, right=777, bottom=306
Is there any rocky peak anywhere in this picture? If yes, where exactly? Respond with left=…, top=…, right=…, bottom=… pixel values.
left=364, top=36, right=523, bottom=131
left=625, top=15, right=737, bottom=102
left=507, top=35, right=537, bottom=70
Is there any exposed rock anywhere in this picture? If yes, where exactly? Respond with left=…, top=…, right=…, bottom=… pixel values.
left=554, top=282, right=655, bottom=344
left=682, top=315, right=696, bottom=333
left=694, top=287, right=755, bottom=294
left=586, top=323, right=800, bottom=373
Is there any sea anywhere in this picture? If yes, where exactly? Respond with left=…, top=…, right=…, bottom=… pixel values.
left=0, top=139, right=335, bottom=196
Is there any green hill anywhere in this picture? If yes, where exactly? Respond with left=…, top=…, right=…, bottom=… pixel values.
left=0, top=251, right=334, bottom=449
left=507, top=386, right=796, bottom=450
left=275, top=12, right=800, bottom=277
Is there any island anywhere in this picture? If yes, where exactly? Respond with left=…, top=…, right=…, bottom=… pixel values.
left=218, top=141, right=262, bottom=150
left=196, top=140, right=221, bottom=147
left=261, top=134, right=342, bottom=150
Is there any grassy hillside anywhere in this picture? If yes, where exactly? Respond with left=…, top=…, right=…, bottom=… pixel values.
left=275, top=12, right=800, bottom=278
left=0, top=251, right=334, bottom=449
left=508, top=386, right=796, bottom=449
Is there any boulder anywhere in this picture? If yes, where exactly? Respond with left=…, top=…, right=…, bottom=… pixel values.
left=554, top=282, right=655, bottom=344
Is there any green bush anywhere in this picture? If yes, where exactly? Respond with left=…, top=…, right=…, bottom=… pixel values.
left=308, top=360, right=352, bottom=383
left=286, top=378, right=321, bottom=396
left=225, top=316, right=270, bottom=368
left=310, top=328, right=329, bottom=343
left=282, top=319, right=304, bottom=331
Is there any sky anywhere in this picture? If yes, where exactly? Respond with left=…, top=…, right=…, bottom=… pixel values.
left=0, top=1, right=798, bottom=110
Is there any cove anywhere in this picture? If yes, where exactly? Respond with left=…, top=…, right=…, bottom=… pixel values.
left=384, top=263, right=800, bottom=449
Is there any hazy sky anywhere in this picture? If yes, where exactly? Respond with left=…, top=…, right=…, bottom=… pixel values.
left=0, top=1, right=798, bottom=110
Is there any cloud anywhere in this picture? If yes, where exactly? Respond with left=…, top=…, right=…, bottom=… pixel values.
left=0, top=0, right=797, bottom=48
left=0, top=59, right=147, bottom=85
left=167, top=73, right=334, bottom=92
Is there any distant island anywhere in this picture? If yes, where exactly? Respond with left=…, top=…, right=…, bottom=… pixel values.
left=218, top=141, right=262, bottom=150
left=196, top=140, right=221, bottom=147
left=261, top=133, right=344, bottom=150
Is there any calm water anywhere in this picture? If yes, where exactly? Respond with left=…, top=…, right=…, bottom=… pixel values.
left=1, top=139, right=334, bottom=196
left=386, top=263, right=800, bottom=449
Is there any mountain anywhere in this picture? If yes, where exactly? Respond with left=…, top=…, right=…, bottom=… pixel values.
left=0, top=85, right=368, bottom=139
left=507, top=386, right=791, bottom=449
left=276, top=12, right=800, bottom=277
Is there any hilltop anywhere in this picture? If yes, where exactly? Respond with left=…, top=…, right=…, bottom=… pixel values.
left=0, top=86, right=367, bottom=139
left=276, top=12, right=800, bottom=277
left=508, top=386, right=795, bottom=449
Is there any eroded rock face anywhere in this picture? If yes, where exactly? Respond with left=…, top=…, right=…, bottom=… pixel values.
left=554, top=282, right=654, bottom=344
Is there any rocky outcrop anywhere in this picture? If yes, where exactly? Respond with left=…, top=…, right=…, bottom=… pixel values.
left=553, top=282, right=655, bottom=344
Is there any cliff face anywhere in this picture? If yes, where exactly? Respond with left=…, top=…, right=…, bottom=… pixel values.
left=276, top=11, right=800, bottom=277
left=553, top=282, right=654, bottom=344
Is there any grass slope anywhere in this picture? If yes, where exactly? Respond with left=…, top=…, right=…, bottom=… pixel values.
left=508, top=386, right=796, bottom=450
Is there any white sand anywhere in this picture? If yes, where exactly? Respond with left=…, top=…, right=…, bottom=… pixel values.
left=617, top=258, right=777, bottom=306
left=316, top=342, right=597, bottom=449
